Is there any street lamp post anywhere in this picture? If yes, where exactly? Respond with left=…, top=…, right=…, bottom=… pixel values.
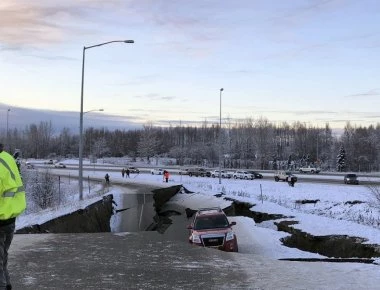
left=6, top=108, right=10, bottom=151
left=84, top=109, right=104, bottom=114
left=6, top=108, right=10, bottom=139
left=79, top=40, right=134, bottom=201
left=219, top=88, right=224, bottom=185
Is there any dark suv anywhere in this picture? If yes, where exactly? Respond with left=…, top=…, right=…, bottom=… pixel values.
left=344, top=174, right=359, bottom=185
left=187, top=207, right=238, bottom=252
left=247, top=170, right=263, bottom=179
left=188, top=168, right=210, bottom=177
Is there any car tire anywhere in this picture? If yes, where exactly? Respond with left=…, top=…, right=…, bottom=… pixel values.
left=189, top=173, right=193, bottom=177
left=275, top=177, right=279, bottom=182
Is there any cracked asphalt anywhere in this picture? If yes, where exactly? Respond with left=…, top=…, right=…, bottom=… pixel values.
left=8, top=184, right=380, bottom=290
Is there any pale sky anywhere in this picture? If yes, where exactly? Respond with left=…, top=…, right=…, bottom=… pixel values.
left=1, top=0, right=380, bottom=130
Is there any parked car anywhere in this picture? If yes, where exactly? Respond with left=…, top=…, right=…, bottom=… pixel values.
left=151, top=168, right=164, bottom=175
left=187, top=168, right=209, bottom=177
left=44, top=159, right=54, bottom=165
left=187, top=207, right=238, bottom=252
left=127, top=167, right=140, bottom=173
left=299, top=166, right=321, bottom=174
left=274, top=171, right=298, bottom=182
left=210, top=170, right=231, bottom=178
left=344, top=174, right=359, bottom=185
left=179, top=168, right=190, bottom=175
left=247, top=171, right=263, bottom=179
left=233, top=170, right=254, bottom=180
left=225, top=171, right=235, bottom=178
left=25, top=162, right=34, bottom=169
left=54, top=162, right=66, bottom=168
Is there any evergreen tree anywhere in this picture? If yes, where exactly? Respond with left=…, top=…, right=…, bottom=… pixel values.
left=336, top=145, right=346, bottom=172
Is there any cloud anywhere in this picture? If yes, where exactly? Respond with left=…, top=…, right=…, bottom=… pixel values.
left=287, top=110, right=337, bottom=116
left=24, top=54, right=77, bottom=61
left=132, top=94, right=177, bottom=101
left=345, top=89, right=380, bottom=98
left=0, top=0, right=123, bottom=48
left=110, top=75, right=160, bottom=86
left=268, top=0, right=337, bottom=23
left=0, top=102, right=141, bottom=133
left=0, top=0, right=223, bottom=51
left=0, top=2, right=74, bottom=47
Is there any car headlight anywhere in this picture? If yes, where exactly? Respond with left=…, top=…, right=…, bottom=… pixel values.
left=192, top=234, right=201, bottom=243
left=226, top=231, right=235, bottom=241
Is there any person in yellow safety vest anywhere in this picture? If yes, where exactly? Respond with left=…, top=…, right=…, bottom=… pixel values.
left=0, top=143, right=26, bottom=290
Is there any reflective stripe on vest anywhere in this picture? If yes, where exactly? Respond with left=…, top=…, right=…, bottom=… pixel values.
left=0, top=156, right=22, bottom=197
left=0, top=157, right=16, bottom=180
left=3, top=186, right=24, bottom=197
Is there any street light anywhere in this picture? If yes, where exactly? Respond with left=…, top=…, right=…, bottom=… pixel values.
left=219, top=88, right=224, bottom=185
left=84, top=108, right=104, bottom=115
left=6, top=108, right=10, bottom=151
left=79, top=40, right=134, bottom=201
left=6, top=108, right=10, bottom=139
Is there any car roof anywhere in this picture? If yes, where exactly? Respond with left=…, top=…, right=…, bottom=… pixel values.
left=196, top=207, right=224, bottom=216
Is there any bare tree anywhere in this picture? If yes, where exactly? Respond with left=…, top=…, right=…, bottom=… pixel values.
left=254, top=117, right=273, bottom=170
left=137, top=123, right=160, bottom=162
left=366, top=184, right=380, bottom=211
left=29, top=170, right=58, bottom=209
left=92, top=137, right=110, bottom=157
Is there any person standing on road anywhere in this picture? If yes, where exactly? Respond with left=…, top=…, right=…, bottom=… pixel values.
left=126, top=168, right=130, bottom=178
left=287, top=176, right=295, bottom=187
left=164, top=170, right=170, bottom=183
left=0, top=143, right=26, bottom=290
left=105, top=173, right=110, bottom=185
left=121, top=168, right=125, bottom=178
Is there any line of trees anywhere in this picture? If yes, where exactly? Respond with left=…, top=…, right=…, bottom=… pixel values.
left=2, top=118, right=380, bottom=172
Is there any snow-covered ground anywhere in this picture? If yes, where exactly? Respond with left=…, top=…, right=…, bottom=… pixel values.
left=17, top=159, right=380, bottom=263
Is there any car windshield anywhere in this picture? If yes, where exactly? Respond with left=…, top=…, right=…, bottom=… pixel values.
left=194, top=215, right=229, bottom=230
left=346, top=174, right=357, bottom=178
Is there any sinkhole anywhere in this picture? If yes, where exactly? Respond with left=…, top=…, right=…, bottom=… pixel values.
left=16, top=185, right=182, bottom=234
left=15, top=185, right=380, bottom=264
left=224, top=198, right=380, bottom=263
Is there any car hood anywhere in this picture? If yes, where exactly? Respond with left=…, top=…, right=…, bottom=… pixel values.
left=192, top=228, right=233, bottom=236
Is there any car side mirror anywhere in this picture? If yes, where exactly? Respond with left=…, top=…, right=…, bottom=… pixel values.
left=187, top=225, right=193, bottom=229
left=230, top=221, right=236, bottom=226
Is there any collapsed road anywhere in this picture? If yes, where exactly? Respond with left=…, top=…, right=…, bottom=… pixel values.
left=10, top=182, right=380, bottom=289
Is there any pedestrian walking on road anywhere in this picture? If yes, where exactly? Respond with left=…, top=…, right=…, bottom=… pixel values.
left=164, top=170, right=170, bottom=183
left=121, top=168, right=125, bottom=178
left=287, top=176, right=295, bottom=187
left=105, top=173, right=110, bottom=185
left=126, top=168, right=130, bottom=178
left=0, top=143, right=26, bottom=290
